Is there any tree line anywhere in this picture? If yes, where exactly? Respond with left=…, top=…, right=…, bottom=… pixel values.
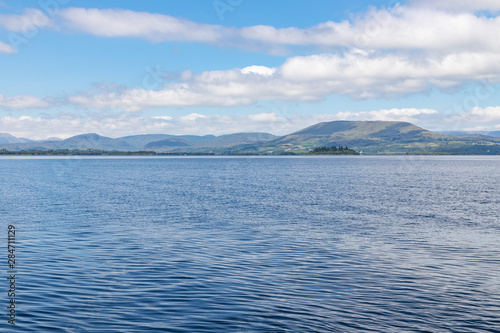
left=308, top=145, right=360, bottom=155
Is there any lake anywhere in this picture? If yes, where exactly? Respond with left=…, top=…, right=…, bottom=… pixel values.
left=1, top=156, right=499, bottom=332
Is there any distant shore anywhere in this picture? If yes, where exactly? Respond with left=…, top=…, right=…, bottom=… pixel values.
left=1, top=148, right=498, bottom=156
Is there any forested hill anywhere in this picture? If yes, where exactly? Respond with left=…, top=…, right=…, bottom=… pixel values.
left=2, top=121, right=500, bottom=155
left=228, top=121, right=500, bottom=155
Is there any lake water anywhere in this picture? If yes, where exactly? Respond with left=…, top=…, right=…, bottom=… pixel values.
left=1, top=156, right=499, bottom=332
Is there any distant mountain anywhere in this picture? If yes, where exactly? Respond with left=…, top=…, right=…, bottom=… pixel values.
left=0, top=133, right=33, bottom=144
left=0, top=132, right=278, bottom=152
left=274, top=120, right=444, bottom=145
left=2, top=122, right=500, bottom=155
left=127, top=132, right=277, bottom=152
left=143, top=138, right=191, bottom=150
left=230, top=121, right=500, bottom=155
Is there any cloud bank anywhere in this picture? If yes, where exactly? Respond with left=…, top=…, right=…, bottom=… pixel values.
left=0, top=94, right=49, bottom=109
left=4, top=107, right=500, bottom=140
left=46, top=5, right=499, bottom=110
left=1, top=3, right=500, bottom=135
left=1, top=5, right=498, bottom=56
left=60, top=8, right=228, bottom=43
left=67, top=51, right=500, bottom=111
left=51, top=6, right=500, bottom=55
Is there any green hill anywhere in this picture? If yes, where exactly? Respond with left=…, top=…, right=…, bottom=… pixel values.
left=2, top=121, right=500, bottom=155
left=232, top=121, right=500, bottom=155
left=0, top=132, right=278, bottom=152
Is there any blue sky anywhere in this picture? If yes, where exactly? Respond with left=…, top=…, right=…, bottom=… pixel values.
left=1, top=0, right=500, bottom=139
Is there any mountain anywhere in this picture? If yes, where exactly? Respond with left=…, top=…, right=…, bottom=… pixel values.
left=274, top=120, right=444, bottom=146
left=0, top=132, right=278, bottom=152
left=0, top=133, right=33, bottom=144
left=1, top=121, right=500, bottom=155
left=230, top=121, right=500, bottom=155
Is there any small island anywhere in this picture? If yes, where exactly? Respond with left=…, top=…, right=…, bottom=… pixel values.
left=308, top=145, right=360, bottom=155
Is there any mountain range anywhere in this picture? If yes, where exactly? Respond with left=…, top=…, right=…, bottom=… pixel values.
left=2, top=121, right=500, bottom=155
left=0, top=133, right=62, bottom=145
left=0, top=132, right=277, bottom=153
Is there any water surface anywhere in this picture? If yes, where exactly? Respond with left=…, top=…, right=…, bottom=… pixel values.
left=1, top=156, right=499, bottom=332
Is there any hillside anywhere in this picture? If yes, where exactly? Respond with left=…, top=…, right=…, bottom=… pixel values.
left=0, top=132, right=278, bottom=152
left=230, top=121, right=500, bottom=155
left=2, top=121, right=500, bottom=155
left=0, top=133, right=33, bottom=144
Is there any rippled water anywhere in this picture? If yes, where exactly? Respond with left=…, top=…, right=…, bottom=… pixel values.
left=1, top=156, right=499, bottom=332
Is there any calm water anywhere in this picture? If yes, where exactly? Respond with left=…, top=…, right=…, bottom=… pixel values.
left=1, top=156, right=499, bottom=332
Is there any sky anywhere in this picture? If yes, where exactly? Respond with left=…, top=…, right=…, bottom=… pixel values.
left=1, top=0, right=500, bottom=139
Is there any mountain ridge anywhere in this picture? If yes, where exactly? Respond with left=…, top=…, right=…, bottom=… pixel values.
left=2, top=121, right=500, bottom=155
left=0, top=132, right=278, bottom=152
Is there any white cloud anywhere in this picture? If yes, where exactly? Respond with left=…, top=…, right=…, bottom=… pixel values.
left=410, top=0, right=500, bottom=12
left=248, top=112, right=285, bottom=122
left=178, top=113, right=208, bottom=122
left=0, top=94, right=49, bottom=109
left=0, top=9, right=53, bottom=53
left=55, top=6, right=500, bottom=55
left=1, top=112, right=289, bottom=139
left=0, top=41, right=15, bottom=54
left=437, top=106, right=500, bottom=131
left=2, top=5, right=500, bottom=122
left=241, top=66, right=276, bottom=76
left=335, top=108, right=439, bottom=121
left=52, top=6, right=500, bottom=109
left=59, top=8, right=230, bottom=43
left=1, top=5, right=499, bottom=57
left=151, top=116, right=173, bottom=121
left=67, top=50, right=500, bottom=110
left=2, top=107, right=500, bottom=140
left=243, top=7, right=500, bottom=54
left=0, top=9, right=51, bottom=32
left=458, top=106, right=500, bottom=123
left=68, top=83, right=258, bottom=111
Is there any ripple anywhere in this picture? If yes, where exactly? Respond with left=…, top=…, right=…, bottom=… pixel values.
left=1, top=156, right=500, bottom=332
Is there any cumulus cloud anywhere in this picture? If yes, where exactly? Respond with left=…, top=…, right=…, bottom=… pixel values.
left=240, top=7, right=500, bottom=53
left=0, top=94, right=49, bottom=109
left=3, top=107, right=500, bottom=140
left=59, top=8, right=230, bottom=43
left=241, top=66, right=276, bottom=76
left=51, top=6, right=500, bottom=110
left=334, top=108, right=439, bottom=121
left=68, top=83, right=258, bottom=112
left=454, top=106, right=500, bottom=124
left=0, top=9, right=53, bottom=53
left=2, top=4, right=500, bottom=128
left=0, top=4, right=498, bottom=59
left=67, top=50, right=500, bottom=111
left=54, top=6, right=500, bottom=55
left=468, top=106, right=500, bottom=121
